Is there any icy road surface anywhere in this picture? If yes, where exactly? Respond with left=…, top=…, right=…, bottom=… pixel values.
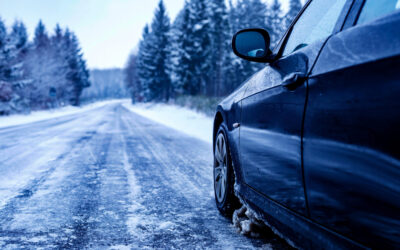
left=0, top=102, right=287, bottom=249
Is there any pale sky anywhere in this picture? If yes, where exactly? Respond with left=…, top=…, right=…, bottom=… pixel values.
left=0, top=0, right=292, bottom=69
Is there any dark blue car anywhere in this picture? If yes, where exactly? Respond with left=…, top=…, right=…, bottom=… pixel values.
left=213, top=0, right=400, bottom=248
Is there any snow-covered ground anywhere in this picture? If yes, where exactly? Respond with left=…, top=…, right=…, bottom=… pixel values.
left=0, top=101, right=285, bottom=249
left=0, top=99, right=124, bottom=129
left=123, top=102, right=213, bottom=143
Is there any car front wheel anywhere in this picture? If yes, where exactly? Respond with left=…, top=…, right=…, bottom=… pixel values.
left=214, top=125, right=239, bottom=216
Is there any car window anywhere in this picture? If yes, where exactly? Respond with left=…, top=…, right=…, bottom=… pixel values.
left=282, top=0, right=347, bottom=56
left=357, top=0, right=400, bottom=25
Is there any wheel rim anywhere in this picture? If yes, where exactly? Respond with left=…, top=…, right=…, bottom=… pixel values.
left=214, top=133, right=228, bottom=203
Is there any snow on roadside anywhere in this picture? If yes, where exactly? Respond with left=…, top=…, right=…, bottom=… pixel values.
left=123, top=103, right=213, bottom=144
left=0, top=99, right=125, bottom=129
left=1, top=100, right=215, bottom=144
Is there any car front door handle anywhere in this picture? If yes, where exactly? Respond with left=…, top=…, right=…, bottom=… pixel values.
left=282, top=72, right=307, bottom=91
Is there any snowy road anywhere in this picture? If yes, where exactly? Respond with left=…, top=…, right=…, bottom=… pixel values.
left=0, top=102, right=287, bottom=249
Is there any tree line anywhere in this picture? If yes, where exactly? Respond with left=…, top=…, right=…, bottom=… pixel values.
left=80, top=68, right=129, bottom=103
left=0, top=19, right=90, bottom=115
left=125, top=0, right=302, bottom=103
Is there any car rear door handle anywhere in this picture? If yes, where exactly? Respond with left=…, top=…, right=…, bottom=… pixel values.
left=282, top=72, right=307, bottom=91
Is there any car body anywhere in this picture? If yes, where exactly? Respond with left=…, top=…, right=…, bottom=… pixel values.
left=213, top=0, right=400, bottom=248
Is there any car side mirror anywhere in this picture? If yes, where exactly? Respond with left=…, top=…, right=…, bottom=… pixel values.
left=232, top=28, right=273, bottom=63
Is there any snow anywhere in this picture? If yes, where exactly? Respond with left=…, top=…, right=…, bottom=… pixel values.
left=123, top=102, right=213, bottom=143
left=0, top=99, right=123, bottom=129
left=158, top=221, right=175, bottom=230
left=193, top=23, right=203, bottom=31
left=109, top=245, right=131, bottom=250
left=0, top=103, right=109, bottom=210
left=235, top=194, right=297, bottom=249
left=122, top=141, right=141, bottom=197
left=0, top=100, right=285, bottom=248
left=233, top=205, right=264, bottom=238
left=121, top=133, right=145, bottom=239
left=0, top=136, right=69, bottom=209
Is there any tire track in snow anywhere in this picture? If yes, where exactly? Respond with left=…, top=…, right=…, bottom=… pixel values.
left=55, top=104, right=135, bottom=248
left=0, top=120, right=105, bottom=248
left=119, top=106, right=271, bottom=249
left=0, top=106, right=110, bottom=210
left=0, top=104, right=124, bottom=248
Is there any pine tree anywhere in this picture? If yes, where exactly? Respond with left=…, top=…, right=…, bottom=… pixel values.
left=64, top=31, right=90, bottom=106
left=10, top=21, right=28, bottom=51
left=0, top=19, right=5, bottom=49
left=172, top=0, right=211, bottom=96
left=0, top=18, right=9, bottom=81
left=34, top=20, right=50, bottom=49
left=284, top=0, right=302, bottom=29
left=25, top=20, right=53, bottom=109
left=9, top=21, right=28, bottom=80
left=270, top=0, right=284, bottom=46
left=223, top=1, right=245, bottom=94
left=8, top=21, right=28, bottom=80
left=52, top=24, right=63, bottom=44
left=0, top=18, right=12, bottom=114
left=190, top=0, right=211, bottom=95
left=124, top=53, right=141, bottom=103
left=49, top=24, right=69, bottom=106
left=7, top=21, right=30, bottom=112
left=135, top=1, right=171, bottom=102
left=228, top=0, right=238, bottom=33
left=232, top=0, right=269, bottom=30
left=167, top=8, right=185, bottom=96
left=208, top=0, right=230, bottom=96
left=147, top=0, right=171, bottom=101
left=136, top=24, right=155, bottom=101
left=174, top=1, right=197, bottom=95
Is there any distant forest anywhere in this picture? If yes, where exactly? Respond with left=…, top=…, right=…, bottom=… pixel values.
left=125, top=0, right=303, bottom=103
left=81, top=68, right=128, bottom=103
left=0, top=19, right=90, bottom=115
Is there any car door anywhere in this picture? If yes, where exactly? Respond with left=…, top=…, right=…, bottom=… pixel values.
left=239, top=0, right=350, bottom=214
left=303, top=1, right=400, bottom=248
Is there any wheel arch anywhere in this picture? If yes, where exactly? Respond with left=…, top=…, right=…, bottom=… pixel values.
left=213, top=108, right=245, bottom=189
left=213, top=111, right=224, bottom=151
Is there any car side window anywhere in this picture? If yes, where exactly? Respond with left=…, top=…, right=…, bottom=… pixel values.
left=282, top=0, right=347, bottom=56
left=357, top=0, right=400, bottom=25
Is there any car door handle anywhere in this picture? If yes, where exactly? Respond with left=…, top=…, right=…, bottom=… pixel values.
left=282, top=72, right=307, bottom=91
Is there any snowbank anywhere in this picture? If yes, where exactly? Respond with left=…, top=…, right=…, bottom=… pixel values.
left=0, top=99, right=124, bottom=129
left=0, top=100, right=215, bottom=144
left=123, top=103, right=213, bottom=144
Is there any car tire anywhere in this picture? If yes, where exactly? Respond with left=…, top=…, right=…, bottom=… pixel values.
left=214, top=125, right=240, bottom=217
